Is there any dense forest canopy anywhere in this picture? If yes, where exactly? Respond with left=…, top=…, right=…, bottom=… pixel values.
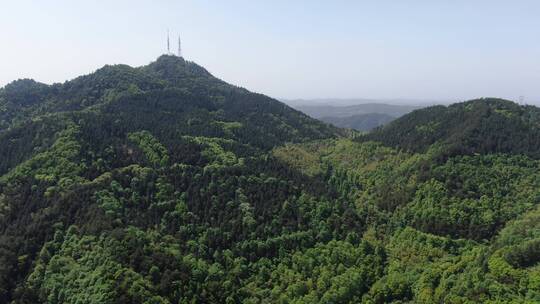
left=0, top=55, right=539, bottom=303
left=361, top=98, right=540, bottom=158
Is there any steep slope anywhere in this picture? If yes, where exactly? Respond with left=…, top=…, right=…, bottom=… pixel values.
left=361, top=98, right=540, bottom=158
left=0, top=55, right=348, bottom=303
left=270, top=99, right=540, bottom=303
left=0, top=56, right=339, bottom=140
left=274, top=137, right=540, bottom=303
left=0, top=55, right=340, bottom=175
left=2, top=56, right=540, bottom=304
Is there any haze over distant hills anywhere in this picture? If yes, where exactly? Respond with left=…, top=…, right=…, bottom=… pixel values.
left=282, top=98, right=449, bottom=107
left=319, top=113, right=395, bottom=131
left=291, top=103, right=424, bottom=119
left=283, top=99, right=437, bottom=131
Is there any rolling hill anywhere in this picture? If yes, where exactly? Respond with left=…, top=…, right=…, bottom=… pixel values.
left=361, top=98, right=540, bottom=158
left=0, top=56, right=539, bottom=303
left=286, top=101, right=426, bottom=132
left=0, top=55, right=343, bottom=303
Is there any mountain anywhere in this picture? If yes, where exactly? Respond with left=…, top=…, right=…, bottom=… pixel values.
left=0, top=55, right=344, bottom=303
left=274, top=99, right=540, bottom=303
left=1, top=56, right=540, bottom=304
left=319, top=113, right=395, bottom=131
left=287, top=102, right=424, bottom=131
left=0, top=56, right=339, bottom=142
left=291, top=103, right=423, bottom=119
left=361, top=98, right=540, bottom=158
left=283, top=98, right=445, bottom=108
left=0, top=56, right=342, bottom=175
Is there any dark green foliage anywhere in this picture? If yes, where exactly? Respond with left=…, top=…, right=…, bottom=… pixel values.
left=398, top=154, right=540, bottom=240
left=361, top=98, right=540, bottom=158
left=275, top=135, right=540, bottom=303
left=0, top=55, right=345, bottom=303
left=2, top=79, right=49, bottom=106
left=1, top=56, right=540, bottom=303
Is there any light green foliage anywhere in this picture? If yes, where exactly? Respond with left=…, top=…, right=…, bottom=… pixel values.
left=213, top=121, right=243, bottom=137
left=27, top=227, right=169, bottom=304
left=243, top=240, right=385, bottom=304
left=93, top=164, right=155, bottom=219
left=128, top=131, right=169, bottom=167
left=276, top=138, right=540, bottom=302
left=184, top=136, right=238, bottom=168
left=1, top=122, right=86, bottom=194
left=415, top=121, right=440, bottom=134
left=2, top=56, right=540, bottom=304
left=398, top=154, right=540, bottom=240
left=272, top=143, right=324, bottom=177
left=235, top=189, right=255, bottom=228
left=95, top=189, right=122, bottom=217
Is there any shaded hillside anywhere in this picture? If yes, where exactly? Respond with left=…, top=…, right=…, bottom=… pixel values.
left=1, top=55, right=540, bottom=304
left=0, top=55, right=341, bottom=175
left=274, top=135, right=540, bottom=303
left=0, top=55, right=345, bottom=303
left=320, top=113, right=395, bottom=131
left=361, top=98, right=540, bottom=158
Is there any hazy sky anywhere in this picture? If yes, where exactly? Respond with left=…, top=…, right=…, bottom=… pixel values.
left=1, top=1, right=539, bottom=103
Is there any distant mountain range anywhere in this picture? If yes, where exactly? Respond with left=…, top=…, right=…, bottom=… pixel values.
left=292, top=103, right=423, bottom=118
left=361, top=98, right=540, bottom=157
left=283, top=98, right=447, bottom=107
left=319, top=113, right=395, bottom=131
left=283, top=100, right=431, bottom=131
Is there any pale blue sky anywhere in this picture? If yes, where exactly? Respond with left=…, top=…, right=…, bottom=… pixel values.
left=1, top=1, right=539, bottom=103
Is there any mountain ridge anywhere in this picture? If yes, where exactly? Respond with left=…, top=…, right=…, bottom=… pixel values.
left=361, top=98, right=540, bottom=158
left=1, top=57, right=540, bottom=303
left=0, top=55, right=346, bottom=302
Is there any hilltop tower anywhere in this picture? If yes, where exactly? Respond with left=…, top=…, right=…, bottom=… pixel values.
left=178, top=36, right=182, bottom=57
left=167, top=29, right=171, bottom=54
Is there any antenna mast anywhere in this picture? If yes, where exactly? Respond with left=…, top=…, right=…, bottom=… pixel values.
left=167, top=29, right=170, bottom=54
left=178, top=35, right=182, bottom=57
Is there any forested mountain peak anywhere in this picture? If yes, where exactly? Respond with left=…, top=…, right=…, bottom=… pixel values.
left=0, top=55, right=344, bottom=302
left=143, top=54, right=214, bottom=80
left=361, top=97, right=540, bottom=158
left=1, top=79, right=49, bottom=106
left=3, top=55, right=539, bottom=303
left=0, top=55, right=220, bottom=125
left=0, top=55, right=339, bottom=139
